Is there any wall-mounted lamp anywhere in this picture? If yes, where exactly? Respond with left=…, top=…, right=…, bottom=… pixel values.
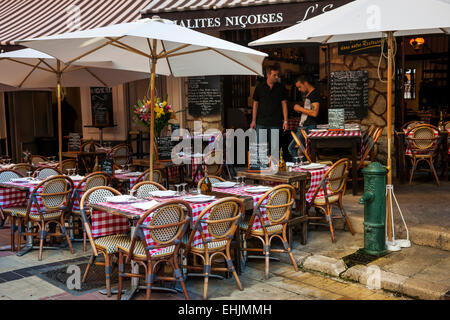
left=409, top=37, right=425, bottom=51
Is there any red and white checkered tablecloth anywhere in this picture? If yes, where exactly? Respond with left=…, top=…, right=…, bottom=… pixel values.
left=0, top=186, right=28, bottom=209
left=291, top=166, right=330, bottom=203
left=308, top=130, right=361, bottom=138
left=114, top=174, right=139, bottom=189
left=403, top=128, right=440, bottom=156
left=93, top=197, right=211, bottom=249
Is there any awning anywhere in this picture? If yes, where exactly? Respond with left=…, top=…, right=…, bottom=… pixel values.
left=141, top=0, right=354, bottom=31
left=0, top=0, right=153, bottom=46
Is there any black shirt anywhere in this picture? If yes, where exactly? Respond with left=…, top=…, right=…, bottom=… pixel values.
left=301, top=89, right=321, bottom=127
left=253, top=81, right=288, bottom=127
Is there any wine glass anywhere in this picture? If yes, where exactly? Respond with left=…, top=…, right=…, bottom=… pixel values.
left=174, top=184, right=181, bottom=196
left=240, top=176, right=245, bottom=187
left=129, top=189, right=137, bottom=200
left=27, top=171, right=33, bottom=179
left=181, top=183, right=188, bottom=195
left=235, top=176, right=240, bottom=187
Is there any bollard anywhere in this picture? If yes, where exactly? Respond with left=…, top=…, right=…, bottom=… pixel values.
left=359, top=162, right=388, bottom=256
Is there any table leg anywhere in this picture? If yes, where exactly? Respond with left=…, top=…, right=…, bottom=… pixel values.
left=16, top=222, right=34, bottom=256
left=352, top=140, right=358, bottom=195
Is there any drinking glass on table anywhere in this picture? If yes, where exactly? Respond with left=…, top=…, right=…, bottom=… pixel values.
left=27, top=171, right=33, bottom=178
left=129, top=189, right=137, bottom=199
left=181, top=183, right=188, bottom=195
left=240, top=176, right=245, bottom=187
left=174, top=184, right=181, bottom=196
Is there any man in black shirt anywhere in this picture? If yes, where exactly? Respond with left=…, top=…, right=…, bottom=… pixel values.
left=288, top=76, right=321, bottom=160
left=251, top=64, right=288, bottom=157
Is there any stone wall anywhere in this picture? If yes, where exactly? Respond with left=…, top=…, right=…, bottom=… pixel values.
left=324, top=43, right=394, bottom=165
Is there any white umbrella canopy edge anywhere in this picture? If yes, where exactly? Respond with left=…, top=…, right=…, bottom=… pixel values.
left=249, top=0, right=450, bottom=47
left=17, top=18, right=268, bottom=76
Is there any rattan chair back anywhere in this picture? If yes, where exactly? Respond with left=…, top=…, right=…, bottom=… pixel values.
left=81, top=142, right=102, bottom=152
left=410, top=125, right=437, bottom=150
left=189, top=198, right=243, bottom=248
left=33, top=167, right=62, bottom=179
left=80, top=186, right=121, bottom=211
left=60, top=159, right=77, bottom=175
left=30, top=155, right=49, bottom=166
left=131, top=181, right=166, bottom=199
left=445, top=121, right=450, bottom=131
left=31, top=176, right=74, bottom=212
left=110, top=144, right=131, bottom=167
left=290, top=129, right=312, bottom=162
left=197, top=175, right=224, bottom=189
left=401, top=121, right=426, bottom=131
left=359, top=127, right=382, bottom=169
left=255, top=185, right=294, bottom=225
left=11, top=164, right=33, bottom=177
left=0, top=169, right=23, bottom=182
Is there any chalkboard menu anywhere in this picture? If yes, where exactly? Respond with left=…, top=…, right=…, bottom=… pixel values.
left=156, top=136, right=178, bottom=161
left=68, top=133, right=81, bottom=152
left=328, top=109, right=345, bottom=130
left=90, top=87, right=114, bottom=126
left=188, top=76, right=222, bottom=117
left=248, top=141, right=271, bottom=172
left=330, top=71, right=368, bottom=120
left=101, top=157, right=114, bottom=176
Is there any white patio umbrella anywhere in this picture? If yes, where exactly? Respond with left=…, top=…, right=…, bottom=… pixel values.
left=0, top=48, right=150, bottom=168
left=17, top=17, right=267, bottom=175
left=250, top=0, right=450, bottom=248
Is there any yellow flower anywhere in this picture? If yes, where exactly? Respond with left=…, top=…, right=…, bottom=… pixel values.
left=162, top=101, right=167, bottom=107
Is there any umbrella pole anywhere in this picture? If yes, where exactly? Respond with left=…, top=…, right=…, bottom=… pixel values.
left=386, top=32, right=394, bottom=242
left=149, top=46, right=157, bottom=181
left=57, top=60, right=63, bottom=170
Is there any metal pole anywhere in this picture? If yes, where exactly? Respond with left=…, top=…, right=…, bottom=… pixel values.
left=57, top=60, right=63, bottom=170
left=149, top=39, right=157, bottom=180
left=386, top=32, right=394, bottom=242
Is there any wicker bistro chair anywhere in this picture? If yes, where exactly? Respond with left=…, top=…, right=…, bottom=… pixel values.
left=12, top=176, right=75, bottom=260
left=182, top=197, right=244, bottom=300
left=33, top=167, right=62, bottom=180
left=401, top=121, right=426, bottom=131
left=405, top=125, right=441, bottom=186
left=81, top=141, right=103, bottom=152
left=80, top=186, right=130, bottom=297
left=60, top=159, right=77, bottom=175
left=0, top=169, right=24, bottom=248
left=204, top=150, right=224, bottom=177
left=290, top=129, right=312, bottom=163
left=110, top=144, right=131, bottom=169
left=196, top=175, right=225, bottom=190
left=70, top=172, right=112, bottom=251
left=135, top=169, right=164, bottom=184
left=116, top=200, right=192, bottom=300
left=30, top=155, right=49, bottom=166
left=131, top=181, right=166, bottom=199
left=239, top=184, right=297, bottom=280
left=11, top=163, right=33, bottom=177
left=307, top=159, right=354, bottom=243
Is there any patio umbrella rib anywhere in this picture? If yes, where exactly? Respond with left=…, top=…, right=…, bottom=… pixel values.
left=164, top=47, right=211, bottom=59
left=5, top=58, right=53, bottom=73
left=107, top=38, right=153, bottom=59
left=39, top=58, right=57, bottom=73
left=210, top=48, right=259, bottom=75
left=18, top=60, right=44, bottom=88
left=157, top=43, right=191, bottom=59
left=83, top=68, right=109, bottom=87
left=65, top=36, right=125, bottom=66
left=161, top=41, right=174, bottom=77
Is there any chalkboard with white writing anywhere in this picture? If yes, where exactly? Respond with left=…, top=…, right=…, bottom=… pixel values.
left=328, top=109, right=345, bottom=130
left=90, top=87, right=114, bottom=126
left=68, top=133, right=81, bottom=152
left=330, top=71, right=368, bottom=120
left=157, top=136, right=178, bottom=161
left=248, top=141, right=271, bottom=172
left=101, top=157, right=114, bottom=176
left=188, top=76, right=222, bottom=117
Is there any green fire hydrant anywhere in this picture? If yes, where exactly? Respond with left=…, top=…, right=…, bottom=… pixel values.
left=359, top=162, right=388, bottom=256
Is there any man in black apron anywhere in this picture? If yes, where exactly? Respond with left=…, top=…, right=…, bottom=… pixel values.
left=288, top=76, right=321, bottom=160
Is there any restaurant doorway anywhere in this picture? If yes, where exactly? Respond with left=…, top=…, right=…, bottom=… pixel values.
left=222, top=28, right=323, bottom=162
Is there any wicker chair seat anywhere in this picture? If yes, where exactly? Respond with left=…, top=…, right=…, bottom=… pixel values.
left=181, top=234, right=228, bottom=251
left=313, top=194, right=340, bottom=206
left=9, top=208, right=63, bottom=221
left=94, top=235, right=130, bottom=254
left=239, top=220, right=283, bottom=235
left=3, top=207, right=27, bottom=216
left=116, top=237, right=175, bottom=258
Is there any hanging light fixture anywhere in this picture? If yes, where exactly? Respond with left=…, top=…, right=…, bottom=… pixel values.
left=409, top=37, right=425, bottom=51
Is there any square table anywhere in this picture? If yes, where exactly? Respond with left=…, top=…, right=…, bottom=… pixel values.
left=308, top=130, right=361, bottom=195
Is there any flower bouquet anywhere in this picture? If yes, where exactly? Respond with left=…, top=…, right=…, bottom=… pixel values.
left=133, top=96, right=177, bottom=137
